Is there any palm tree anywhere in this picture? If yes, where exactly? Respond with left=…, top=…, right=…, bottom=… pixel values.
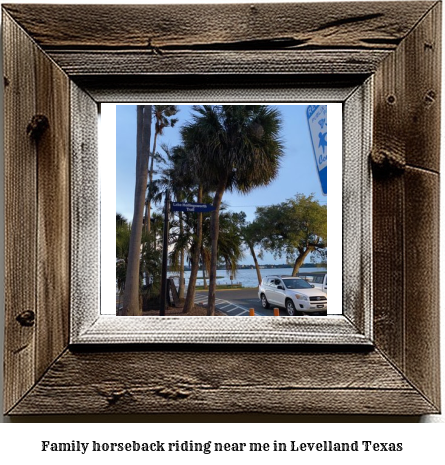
left=178, top=123, right=218, bottom=314
left=156, top=143, right=197, bottom=301
left=144, top=105, right=179, bottom=233
left=122, top=105, right=152, bottom=316
left=186, top=105, right=284, bottom=315
left=116, top=214, right=131, bottom=265
left=214, top=210, right=245, bottom=280
left=116, top=214, right=130, bottom=310
left=240, top=217, right=265, bottom=285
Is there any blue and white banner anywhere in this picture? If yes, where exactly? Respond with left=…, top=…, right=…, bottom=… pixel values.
left=307, top=105, right=327, bottom=195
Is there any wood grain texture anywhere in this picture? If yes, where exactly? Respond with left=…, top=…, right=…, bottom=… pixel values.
left=3, top=13, right=37, bottom=414
left=2, top=2, right=435, bottom=50
left=372, top=2, right=441, bottom=411
left=404, top=168, right=441, bottom=408
left=3, top=11, right=71, bottom=412
left=35, top=38, right=71, bottom=381
left=46, top=50, right=390, bottom=77
left=372, top=174, right=405, bottom=367
left=9, top=349, right=437, bottom=415
left=404, top=2, right=441, bottom=172
left=372, top=39, right=405, bottom=368
left=3, top=2, right=441, bottom=416
left=3, top=2, right=433, bottom=84
left=372, top=1, right=441, bottom=173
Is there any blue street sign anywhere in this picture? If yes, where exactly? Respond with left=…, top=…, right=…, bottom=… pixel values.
left=171, top=202, right=216, bottom=213
left=306, top=105, right=327, bottom=195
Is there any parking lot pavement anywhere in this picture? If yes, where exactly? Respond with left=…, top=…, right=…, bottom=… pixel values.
left=194, top=288, right=289, bottom=316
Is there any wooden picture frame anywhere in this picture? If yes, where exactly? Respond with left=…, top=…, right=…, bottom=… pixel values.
left=2, top=2, right=441, bottom=416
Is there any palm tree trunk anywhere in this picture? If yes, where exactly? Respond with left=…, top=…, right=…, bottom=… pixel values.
left=202, top=264, right=207, bottom=289
left=183, top=185, right=203, bottom=313
left=144, top=131, right=158, bottom=234
left=292, top=247, right=314, bottom=276
left=249, top=244, right=263, bottom=285
left=207, top=177, right=227, bottom=315
left=123, top=105, right=152, bottom=316
left=179, top=249, right=185, bottom=300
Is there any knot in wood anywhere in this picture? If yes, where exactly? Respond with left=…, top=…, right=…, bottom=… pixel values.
left=370, top=148, right=405, bottom=177
left=424, top=90, right=436, bottom=105
left=27, top=115, right=49, bottom=141
left=154, top=386, right=191, bottom=400
left=16, top=310, right=35, bottom=327
left=105, top=390, right=128, bottom=405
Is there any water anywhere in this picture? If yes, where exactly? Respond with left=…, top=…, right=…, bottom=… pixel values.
left=178, top=267, right=326, bottom=288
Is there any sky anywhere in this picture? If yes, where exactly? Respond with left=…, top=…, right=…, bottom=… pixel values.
left=115, top=104, right=328, bottom=265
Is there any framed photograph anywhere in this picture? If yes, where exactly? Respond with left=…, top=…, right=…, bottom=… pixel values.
left=3, top=2, right=440, bottom=415
left=109, top=102, right=338, bottom=321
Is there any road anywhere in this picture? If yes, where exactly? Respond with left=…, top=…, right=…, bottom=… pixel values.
left=194, top=288, right=289, bottom=316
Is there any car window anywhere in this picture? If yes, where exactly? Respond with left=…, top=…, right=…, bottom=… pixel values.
left=283, top=278, right=313, bottom=289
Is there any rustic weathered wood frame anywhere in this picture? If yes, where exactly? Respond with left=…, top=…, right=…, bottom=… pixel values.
left=3, top=2, right=441, bottom=415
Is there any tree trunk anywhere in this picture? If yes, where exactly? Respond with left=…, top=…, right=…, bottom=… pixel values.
left=183, top=185, right=203, bottom=313
left=207, top=178, right=227, bottom=315
left=178, top=250, right=185, bottom=299
left=202, top=264, right=207, bottom=289
left=249, top=243, right=263, bottom=285
left=178, top=249, right=185, bottom=300
left=122, top=105, right=152, bottom=316
left=292, top=247, right=314, bottom=276
left=144, top=131, right=158, bottom=234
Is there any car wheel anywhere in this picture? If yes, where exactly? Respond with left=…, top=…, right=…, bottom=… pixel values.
left=261, top=294, right=270, bottom=309
left=286, top=299, right=297, bottom=316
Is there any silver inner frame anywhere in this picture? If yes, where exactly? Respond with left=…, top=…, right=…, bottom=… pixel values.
left=70, top=81, right=373, bottom=345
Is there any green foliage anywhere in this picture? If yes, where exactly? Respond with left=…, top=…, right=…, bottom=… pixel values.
left=153, top=105, right=179, bottom=136
left=182, top=105, right=284, bottom=192
left=216, top=211, right=245, bottom=277
left=256, top=193, right=327, bottom=262
left=116, top=212, right=163, bottom=299
left=239, top=214, right=265, bottom=260
left=116, top=214, right=131, bottom=262
left=116, top=261, right=127, bottom=295
left=116, top=214, right=130, bottom=294
left=141, top=232, right=162, bottom=289
left=180, top=105, right=284, bottom=313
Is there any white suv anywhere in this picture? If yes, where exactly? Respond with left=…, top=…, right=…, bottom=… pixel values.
left=258, top=275, right=327, bottom=316
left=308, top=273, right=327, bottom=294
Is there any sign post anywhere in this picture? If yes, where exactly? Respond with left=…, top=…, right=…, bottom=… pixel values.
left=306, top=105, right=327, bottom=195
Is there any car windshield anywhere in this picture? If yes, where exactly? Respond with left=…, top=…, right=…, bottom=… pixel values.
left=283, top=278, right=312, bottom=289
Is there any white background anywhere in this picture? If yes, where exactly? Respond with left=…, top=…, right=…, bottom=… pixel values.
left=0, top=0, right=444, bottom=461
